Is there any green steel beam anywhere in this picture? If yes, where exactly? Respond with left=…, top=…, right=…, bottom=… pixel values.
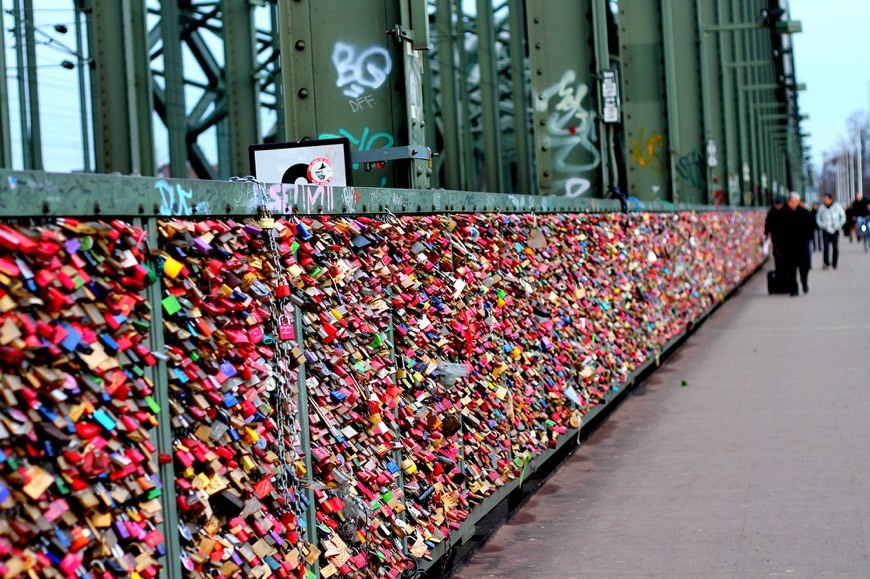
left=507, top=0, right=533, bottom=194
left=0, top=169, right=738, bottom=219
left=86, top=0, right=154, bottom=175
left=221, top=0, right=261, bottom=177
left=0, top=6, right=11, bottom=168
left=663, top=0, right=707, bottom=204
left=715, top=0, right=738, bottom=205
left=620, top=0, right=670, bottom=201
left=591, top=0, right=614, bottom=191
left=727, top=59, right=773, bottom=67
left=527, top=0, right=602, bottom=197
left=398, top=0, right=431, bottom=189
left=435, top=0, right=462, bottom=189
left=454, top=0, right=476, bottom=190
left=143, top=217, right=183, bottom=579
left=732, top=0, right=751, bottom=205
left=475, top=0, right=505, bottom=192
left=698, top=0, right=722, bottom=204
left=22, top=0, right=42, bottom=170
left=12, top=0, right=28, bottom=169
left=159, top=0, right=188, bottom=178
left=705, top=22, right=762, bottom=32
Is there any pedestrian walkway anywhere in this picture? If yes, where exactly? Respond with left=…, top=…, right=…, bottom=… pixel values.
left=454, top=242, right=870, bottom=578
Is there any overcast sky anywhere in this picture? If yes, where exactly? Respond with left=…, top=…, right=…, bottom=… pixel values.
left=790, top=0, right=870, bottom=171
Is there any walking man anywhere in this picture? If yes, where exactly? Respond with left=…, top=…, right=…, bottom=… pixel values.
left=780, top=193, right=814, bottom=296
left=816, top=192, right=846, bottom=270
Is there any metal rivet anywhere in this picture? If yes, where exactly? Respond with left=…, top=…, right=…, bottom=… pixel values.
left=295, top=40, right=306, bottom=51
left=298, top=88, right=309, bottom=99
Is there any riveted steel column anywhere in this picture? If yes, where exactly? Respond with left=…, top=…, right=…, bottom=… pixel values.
left=475, top=0, right=504, bottom=192
left=0, top=6, right=11, bottom=168
left=731, top=0, right=750, bottom=205
left=507, top=0, right=533, bottom=194
left=86, top=0, right=154, bottom=175
left=399, top=0, right=431, bottom=189
left=277, top=0, right=316, bottom=140
left=527, top=0, right=601, bottom=197
left=160, top=0, right=187, bottom=178
left=435, top=0, right=462, bottom=189
left=278, top=0, right=418, bottom=188
left=699, top=0, right=727, bottom=205
left=619, top=1, right=670, bottom=201
left=222, top=0, right=261, bottom=177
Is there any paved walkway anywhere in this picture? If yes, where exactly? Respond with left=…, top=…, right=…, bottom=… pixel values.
left=454, top=241, right=870, bottom=579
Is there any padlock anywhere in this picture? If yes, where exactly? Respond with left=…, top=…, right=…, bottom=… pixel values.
left=277, top=316, right=295, bottom=341
left=259, top=216, right=275, bottom=229
left=275, top=283, right=291, bottom=298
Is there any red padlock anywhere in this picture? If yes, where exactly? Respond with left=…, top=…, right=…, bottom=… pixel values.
left=275, top=283, right=291, bottom=298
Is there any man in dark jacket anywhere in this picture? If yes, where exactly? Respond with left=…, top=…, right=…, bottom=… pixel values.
left=765, top=196, right=786, bottom=275
left=780, top=192, right=815, bottom=296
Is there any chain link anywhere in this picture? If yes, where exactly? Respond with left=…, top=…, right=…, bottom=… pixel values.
left=232, top=176, right=308, bottom=519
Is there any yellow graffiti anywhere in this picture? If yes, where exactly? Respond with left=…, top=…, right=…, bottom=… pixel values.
left=631, top=129, right=665, bottom=174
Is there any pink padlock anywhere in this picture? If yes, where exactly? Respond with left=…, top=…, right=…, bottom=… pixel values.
left=278, top=315, right=295, bottom=341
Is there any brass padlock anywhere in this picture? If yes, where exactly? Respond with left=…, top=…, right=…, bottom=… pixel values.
left=259, top=216, right=275, bottom=229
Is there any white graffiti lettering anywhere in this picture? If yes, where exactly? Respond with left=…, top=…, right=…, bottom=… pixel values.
left=565, top=178, right=592, bottom=198
left=537, top=70, right=601, bottom=195
left=332, top=42, right=393, bottom=98
left=156, top=180, right=210, bottom=216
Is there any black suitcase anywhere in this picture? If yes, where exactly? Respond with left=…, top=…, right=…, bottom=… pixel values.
left=767, top=271, right=790, bottom=295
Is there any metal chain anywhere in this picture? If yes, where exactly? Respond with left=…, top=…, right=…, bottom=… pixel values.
left=232, top=176, right=307, bottom=519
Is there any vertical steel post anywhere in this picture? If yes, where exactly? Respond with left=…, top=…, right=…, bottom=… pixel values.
left=717, top=0, right=738, bottom=205
left=160, top=0, right=187, bottom=177
left=270, top=2, right=286, bottom=140
left=507, top=0, right=533, bottom=194
left=277, top=0, right=316, bottom=141
left=475, top=0, right=504, bottom=192
left=527, top=0, right=602, bottom=198
left=399, top=0, right=431, bottom=190
left=435, top=0, right=462, bottom=189
left=221, top=0, right=261, bottom=177
left=591, top=0, right=614, bottom=191
left=454, top=0, right=476, bottom=189
left=21, top=0, right=42, bottom=170
left=662, top=0, right=685, bottom=203
left=0, top=5, right=11, bottom=168
left=143, top=218, right=183, bottom=579
left=73, top=4, right=91, bottom=172
left=12, top=0, right=30, bottom=169
left=86, top=0, right=153, bottom=175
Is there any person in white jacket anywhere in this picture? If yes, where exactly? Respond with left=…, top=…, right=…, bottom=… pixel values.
left=815, top=192, right=847, bottom=269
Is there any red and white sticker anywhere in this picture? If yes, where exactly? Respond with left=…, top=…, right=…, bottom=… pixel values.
left=307, top=158, right=335, bottom=185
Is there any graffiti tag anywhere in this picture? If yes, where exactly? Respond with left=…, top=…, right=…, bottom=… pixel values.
left=332, top=42, right=393, bottom=99
left=675, top=150, right=704, bottom=190
left=156, top=180, right=210, bottom=216
left=536, top=70, right=601, bottom=195
left=631, top=129, right=665, bottom=174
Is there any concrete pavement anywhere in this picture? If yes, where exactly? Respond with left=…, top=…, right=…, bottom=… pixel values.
left=453, top=241, right=870, bottom=579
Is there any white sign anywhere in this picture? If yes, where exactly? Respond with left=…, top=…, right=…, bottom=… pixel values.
left=601, top=70, right=620, bottom=124
left=249, top=138, right=353, bottom=186
left=761, top=173, right=768, bottom=189
left=742, top=162, right=750, bottom=183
